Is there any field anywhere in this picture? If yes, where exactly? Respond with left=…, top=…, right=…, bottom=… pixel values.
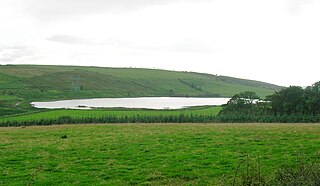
left=1, top=123, right=319, bottom=185
left=0, top=106, right=221, bottom=124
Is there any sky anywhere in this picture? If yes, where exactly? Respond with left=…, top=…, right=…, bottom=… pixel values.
left=0, top=0, right=319, bottom=87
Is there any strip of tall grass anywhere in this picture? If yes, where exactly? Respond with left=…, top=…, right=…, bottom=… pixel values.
left=0, top=114, right=217, bottom=127
left=2, top=113, right=320, bottom=127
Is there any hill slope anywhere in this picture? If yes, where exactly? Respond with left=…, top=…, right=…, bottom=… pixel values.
left=0, top=65, right=282, bottom=115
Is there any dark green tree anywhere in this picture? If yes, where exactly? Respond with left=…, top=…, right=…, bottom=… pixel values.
left=267, top=86, right=305, bottom=115
left=219, top=91, right=260, bottom=116
left=304, top=81, right=320, bottom=115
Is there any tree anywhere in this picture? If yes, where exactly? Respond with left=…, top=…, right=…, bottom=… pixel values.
left=219, top=91, right=260, bottom=115
left=267, top=86, right=305, bottom=115
left=304, top=81, right=320, bottom=115
left=238, top=91, right=260, bottom=104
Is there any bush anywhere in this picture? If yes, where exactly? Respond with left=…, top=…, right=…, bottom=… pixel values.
left=227, top=155, right=320, bottom=186
left=274, top=156, right=320, bottom=186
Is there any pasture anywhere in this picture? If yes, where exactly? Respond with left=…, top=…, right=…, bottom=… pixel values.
left=1, top=123, right=319, bottom=185
left=0, top=106, right=221, bottom=124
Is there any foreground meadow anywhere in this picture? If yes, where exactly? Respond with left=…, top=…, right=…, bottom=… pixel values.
left=0, top=123, right=319, bottom=185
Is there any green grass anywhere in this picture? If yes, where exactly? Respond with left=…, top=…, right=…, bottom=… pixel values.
left=0, top=65, right=282, bottom=99
left=0, top=123, right=319, bottom=185
left=0, top=106, right=221, bottom=123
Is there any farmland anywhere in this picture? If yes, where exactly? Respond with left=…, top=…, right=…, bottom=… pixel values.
left=1, top=123, right=319, bottom=185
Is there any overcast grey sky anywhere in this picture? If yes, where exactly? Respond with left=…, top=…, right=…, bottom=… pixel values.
left=0, top=0, right=319, bottom=86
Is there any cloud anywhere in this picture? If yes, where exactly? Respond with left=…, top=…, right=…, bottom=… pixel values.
left=287, top=0, right=314, bottom=15
left=47, top=34, right=127, bottom=47
left=169, top=40, right=214, bottom=53
left=47, top=35, right=93, bottom=45
left=23, top=0, right=211, bottom=20
left=0, top=46, right=35, bottom=63
left=0, top=57, right=15, bottom=62
left=133, top=40, right=215, bottom=54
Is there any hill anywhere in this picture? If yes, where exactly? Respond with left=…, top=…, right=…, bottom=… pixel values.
left=0, top=65, right=282, bottom=116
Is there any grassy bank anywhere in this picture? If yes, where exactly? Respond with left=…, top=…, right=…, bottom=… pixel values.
left=1, top=123, right=319, bottom=185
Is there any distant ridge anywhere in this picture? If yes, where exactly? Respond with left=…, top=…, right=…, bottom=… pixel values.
left=0, top=64, right=282, bottom=99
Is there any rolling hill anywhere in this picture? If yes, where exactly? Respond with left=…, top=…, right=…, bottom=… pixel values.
left=0, top=65, right=283, bottom=116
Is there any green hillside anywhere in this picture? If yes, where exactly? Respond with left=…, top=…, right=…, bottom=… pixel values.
left=0, top=65, right=282, bottom=116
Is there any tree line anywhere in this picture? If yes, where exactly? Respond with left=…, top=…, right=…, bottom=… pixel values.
left=218, top=81, right=320, bottom=122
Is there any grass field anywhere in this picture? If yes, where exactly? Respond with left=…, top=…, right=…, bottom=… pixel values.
left=1, top=123, right=319, bottom=185
left=0, top=106, right=221, bottom=123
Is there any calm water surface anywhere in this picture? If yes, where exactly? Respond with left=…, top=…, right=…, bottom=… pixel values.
left=31, top=97, right=230, bottom=110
